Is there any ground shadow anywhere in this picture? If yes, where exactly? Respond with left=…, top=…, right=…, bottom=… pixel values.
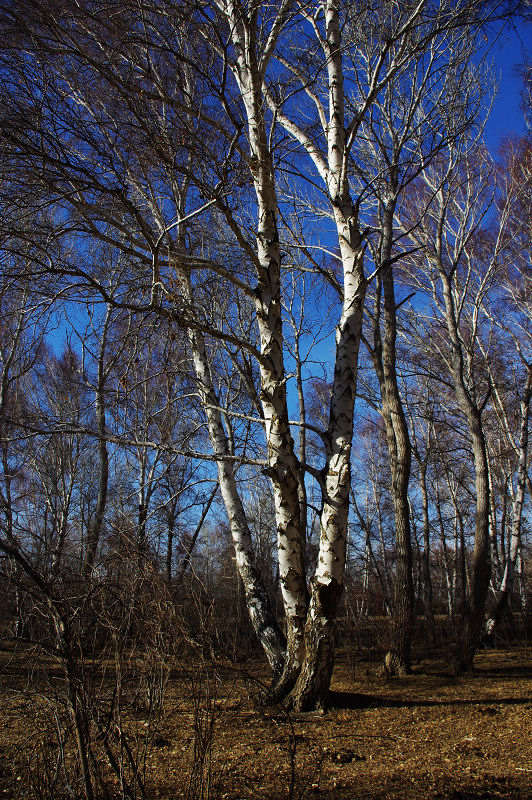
left=469, top=665, right=532, bottom=678
left=328, top=690, right=531, bottom=711
left=323, top=778, right=530, bottom=800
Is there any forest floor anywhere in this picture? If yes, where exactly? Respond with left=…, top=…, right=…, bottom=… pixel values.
left=0, top=645, right=531, bottom=799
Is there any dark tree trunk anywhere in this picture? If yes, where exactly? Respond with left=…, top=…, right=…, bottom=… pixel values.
left=484, top=371, right=530, bottom=638
left=175, top=484, right=218, bottom=583
left=419, top=463, right=436, bottom=641
left=370, top=206, right=414, bottom=675
left=83, top=311, right=110, bottom=578
left=289, top=579, right=343, bottom=711
left=166, top=513, right=175, bottom=583
left=436, top=272, right=492, bottom=673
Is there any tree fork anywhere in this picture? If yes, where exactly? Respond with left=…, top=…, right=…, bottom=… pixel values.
left=289, top=578, right=344, bottom=712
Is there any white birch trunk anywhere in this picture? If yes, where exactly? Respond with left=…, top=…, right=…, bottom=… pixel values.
left=219, top=0, right=309, bottom=694
left=182, top=270, right=286, bottom=676
left=291, top=0, right=366, bottom=710
left=440, top=272, right=491, bottom=671
left=485, top=370, right=531, bottom=634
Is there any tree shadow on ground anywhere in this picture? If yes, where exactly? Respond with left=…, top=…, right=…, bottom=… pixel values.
left=468, top=665, right=532, bottom=678
left=301, top=774, right=529, bottom=800
left=328, top=691, right=531, bottom=710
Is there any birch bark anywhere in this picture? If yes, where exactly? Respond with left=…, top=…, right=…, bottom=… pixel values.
left=214, top=0, right=309, bottom=696
left=183, top=277, right=287, bottom=676
left=485, top=369, right=531, bottom=634
left=264, top=0, right=441, bottom=708
left=83, top=307, right=112, bottom=577
left=368, top=202, right=414, bottom=674
left=289, top=0, right=366, bottom=710
left=418, top=460, right=436, bottom=639
left=434, top=266, right=492, bottom=671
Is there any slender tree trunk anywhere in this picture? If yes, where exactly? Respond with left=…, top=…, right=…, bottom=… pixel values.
left=485, top=370, right=530, bottom=635
left=440, top=273, right=491, bottom=672
left=137, top=483, right=148, bottom=561
left=375, top=486, right=394, bottom=612
left=362, top=530, right=371, bottom=616
left=369, top=202, right=414, bottom=675
left=500, top=483, right=508, bottom=572
left=456, top=418, right=491, bottom=670
left=83, top=310, right=110, bottom=577
left=436, top=485, right=454, bottom=617
left=250, top=146, right=308, bottom=698
left=447, top=478, right=468, bottom=618
left=419, top=462, right=436, bottom=641
left=83, top=383, right=108, bottom=575
left=165, top=496, right=179, bottom=584
left=516, top=548, right=527, bottom=613
left=289, top=0, right=371, bottom=710
left=295, top=332, right=309, bottom=552
left=184, top=286, right=286, bottom=676
left=382, top=398, right=413, bottom=670
left=175, top=484, right=218, bottom=584
left=487, top=460, right=502, bottom=581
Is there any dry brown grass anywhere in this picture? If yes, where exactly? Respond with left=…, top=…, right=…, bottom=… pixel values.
left=0, top=645, right=531, bottom=799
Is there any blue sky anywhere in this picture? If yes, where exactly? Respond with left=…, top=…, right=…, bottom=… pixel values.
left=47, top=17, right=531, bottom=366
left=484, top=21, right=531, bottom=153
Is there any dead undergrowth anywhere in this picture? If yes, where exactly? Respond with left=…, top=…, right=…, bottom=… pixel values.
left=0, top=646, right=531, bottom=800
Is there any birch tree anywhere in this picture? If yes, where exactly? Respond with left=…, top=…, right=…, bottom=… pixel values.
left=260, top=0, right=505, bottom=701
left=1, top=0, right=526, bottom=710
left=354, top=20, right=485, bottom=672
left=398, top=145, right=504, bottom=669
left=480, top=138, right=531, bottom=633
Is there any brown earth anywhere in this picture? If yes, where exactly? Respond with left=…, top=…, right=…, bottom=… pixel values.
left=0, top=646, right=531, bottom=799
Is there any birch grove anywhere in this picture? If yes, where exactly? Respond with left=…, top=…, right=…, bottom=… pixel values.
left=0, top=0, right=530, bottom=719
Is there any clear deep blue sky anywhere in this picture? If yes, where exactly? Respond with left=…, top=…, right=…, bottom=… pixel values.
left=484, top=21, right=531, bottom=153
